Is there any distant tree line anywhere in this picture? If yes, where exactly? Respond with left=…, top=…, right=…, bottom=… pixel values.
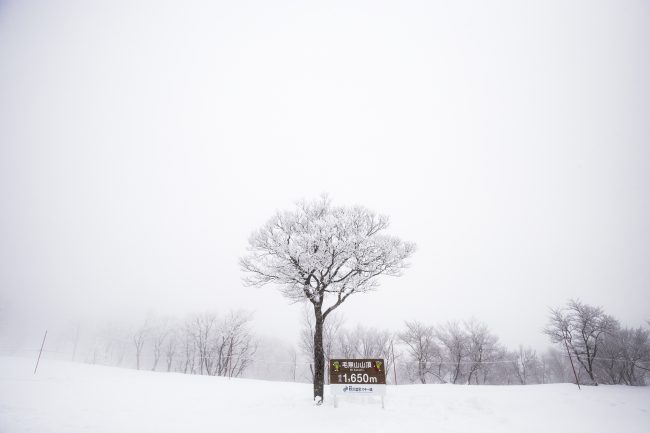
left=295, top=301, right=649, bottom=387
left=298, top=315, right=574, bottom=386
left=85, top=310, right=257, bottom=378
left=75, top=300, right=647, bottom=386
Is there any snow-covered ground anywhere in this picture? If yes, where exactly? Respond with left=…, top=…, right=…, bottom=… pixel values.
left=1, top=356, right=648, bottom=433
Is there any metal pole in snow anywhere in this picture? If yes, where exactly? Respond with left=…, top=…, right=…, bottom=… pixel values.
left=71, top=323, right=79, bottom=362
left=391, top=341, right=398, bottom=385
left=564, top=339, right=581, bottom=390
left=34, top=330, right=48, bottom=375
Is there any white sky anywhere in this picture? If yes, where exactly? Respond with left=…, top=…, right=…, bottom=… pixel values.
left=1, top=0, right=649, bottom=351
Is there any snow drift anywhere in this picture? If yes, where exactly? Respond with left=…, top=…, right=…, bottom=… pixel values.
left=1, top=356, right=648, bottom=433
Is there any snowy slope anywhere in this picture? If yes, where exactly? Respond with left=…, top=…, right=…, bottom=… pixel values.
left=1, top=356, right=648, bottom=433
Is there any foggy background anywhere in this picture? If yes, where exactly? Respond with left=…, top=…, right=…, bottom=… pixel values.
left=1, top=0, right=649, bottom=356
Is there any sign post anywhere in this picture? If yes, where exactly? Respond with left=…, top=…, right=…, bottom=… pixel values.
left=329, top=359, right=387, bottom=408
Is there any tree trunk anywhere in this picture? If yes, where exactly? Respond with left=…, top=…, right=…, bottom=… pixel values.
left=419, top=360, right=426, bottom=384
left=313, top=305, right=325, bottom=402
left=452, top=356, right=461, bottom=384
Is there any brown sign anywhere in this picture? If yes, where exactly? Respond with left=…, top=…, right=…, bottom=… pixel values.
left=329, top=359, right=386, bottom=385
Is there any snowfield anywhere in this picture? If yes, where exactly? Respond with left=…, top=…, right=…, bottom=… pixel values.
left=1, top=356, right=648, bottom=433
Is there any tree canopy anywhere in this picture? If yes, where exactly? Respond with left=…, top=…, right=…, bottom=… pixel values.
left=240, top=196, right=415, bottom=315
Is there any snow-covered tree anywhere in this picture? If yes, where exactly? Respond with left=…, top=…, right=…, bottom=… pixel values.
left=464, top=319, right=500, bottom=385
left=596, top=326, right=650, bottom=385
left=241, top=196, right=415, bottom=402
left=436, top=321, right=469, bottom=384
left=399, top=321, right=444, bottom=384
left=182, top=311, right=257, bottom=377
left=149, top=317, right=173, bottom=371
left=164, top=328, right=178, bottom=372
left=216, top=310, right=257, bottom=378
left=544, top=299, right=619, bottom=385
left=511, top=346, right=539, bottom=385
left=132, top=321, right=149, bottom=370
